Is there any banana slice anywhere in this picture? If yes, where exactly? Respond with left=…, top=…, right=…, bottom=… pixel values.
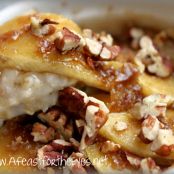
left=86, top=144, right=132, bottom=174
left=99, top=112, right=174, bottom=165
left=0, top=13, right=107, bottom=91
left=105, top=61, right=174, bottom=97
left=138, top=73, right=174, bottom=97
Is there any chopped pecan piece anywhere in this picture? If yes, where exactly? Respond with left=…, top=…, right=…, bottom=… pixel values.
left=155, top=145, right=174, bottom=157
left=140, top=158, right=160, bottom=174
left=130, top=28, right=144, bottom=49
left=37, top=144, right=68, bottom=169
left=58, top=87, right=88, bottom=118
left=58, top=87, right=109, bottom=151
left=30, top=17, right=56, bottom=37
left=31, top=122, right=55, bottom=143
left=40, top=18, right=58, bottom=26
left=38, top=107, right=73, bottom=140
left=151, top=129, right=174, bottom=156
left=100, top=140, right=120, bottom=154
left=67, top=152, right=88, bottom=174
left=100, top=45, right=120, bottom=60
left=84, top=38, right=102, bottom=56
left=82, top=29, right=93, bottom=39
left=84, top=97, right=109, bottom=137
left=99, top=32, right=113, bottom=46
left=80, top=110, right=108, bottom=151
left=75, top=119, right=86, bottom=134
left=82, top=29, right=114, bottom=46
left=54, top=27, right=81, bottom=52
left=115, top=63, right=138, bottom=82
left=69, top=138, right=80, bottom=151
left=135, top=36, right=172, bottom=77
left=125, top=152, right=141, bottom=168
left=85, top=105, right=99, bottom=137
left=140, top=116, right=160, bottom=143
left=88, top=97, right=109, bottom=115
left=114, top=121, right=128, bottom=131
left=130, top=94, right=174, bottom=120
left=51, top=139, right=72, bottom=151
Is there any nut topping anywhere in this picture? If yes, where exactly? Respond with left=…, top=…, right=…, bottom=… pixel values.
left=140, top=116, right=160, bottom=142
left=31, top=122, right=55, bottom=143
left=100, top=45, right=120, bottom=60
left=51, top=139, right=72, bottom=151
left=82, top=29, right=114, bottom=46
left=58, top=87, right=109, bottom=151
left=54, top=27, right=81, bottom=52
left=37, top=144, right=67, bottom=169
left=67, top=152, right=88, bottom=174
left=99, top=32, right=113, bottom=46
left=151, top=129, right=174, bottom=155
left=38, top=107, right=73, bottom=140
left=125, top=152, right=141, bottom=168
left=88, top=97, right=109, bottom=115
left=85, top=105, right=99, bottom=137
left=58, top=87, right=88, bottom=118
left=130, top=28, right=144, bottom=49
left=135, top=36, right=171, bottom=77
left=140, top=158, right=160, bottom=174
left=82, top=29, right=93, bottom=39
left=30, top=17, right=56, bottom=37
left=114, top=121, right=128, bottom=131
left=100, top=140, right=120, bottom=154
left=84, top=38, right=102, bottom=56
left=130, top=94, right=174, bottom=120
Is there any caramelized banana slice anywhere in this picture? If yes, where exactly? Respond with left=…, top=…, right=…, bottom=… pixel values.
left=86, top=144, right=115, bottom=173
left=86, top=144, right=132, bottom=174
left=0, top=13, right=107, bottom=91
left=138, top=74, right=174, bottom=97
left=99, top=113, right=174, bottom=165
left=106, top=61, right=174, bottom=97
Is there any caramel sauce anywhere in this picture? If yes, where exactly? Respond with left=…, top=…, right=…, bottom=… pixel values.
left=0, top=25, right=30, bottom=44
left=0, top=115, right=41, bottom=173
left=94, top=61, right=143, bottom=112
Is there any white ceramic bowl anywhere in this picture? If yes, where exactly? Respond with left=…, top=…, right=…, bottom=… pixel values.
left=0, top=0, right=174, bottom=26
